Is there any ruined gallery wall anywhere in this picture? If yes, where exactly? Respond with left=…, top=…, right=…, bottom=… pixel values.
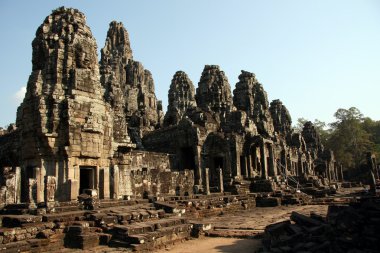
left=114, top=151, right=193, bottom=198
left=129, top=169, right=194, bottom=198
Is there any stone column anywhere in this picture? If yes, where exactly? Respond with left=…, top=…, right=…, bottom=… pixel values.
left=103, top=168, right=110, bottom=199
left=34, top=167, right=46, bottom=204
left=268, top=145, right=276, bottom=177
left=339, top=165, right=344, bottom=181
left=297, top=159, right=303, bottom=176
left=28, top=178, right=37, bottom=209
left=204, top=168, right=210, bottom=195
left=113, top=165, right=120, bottom=199
left=68, top=179, right=79, bottom=200
left=194, top=146, right=203, bottom=186
left=45, top=176, right=56, bottom=212
left=325, top=162, right=331, bottom=182
left=260, top=143, right=268, bottom=179
left=125, top=169, right=132, bottom=197
left=246, top=152, right=252, bottom=177
left=218, top=168, right=224, bottom=193
left=15, top=167, right=21, bottom=203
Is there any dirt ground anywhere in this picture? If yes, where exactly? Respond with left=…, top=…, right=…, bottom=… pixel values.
left=155, top=204, right=328, bottom=253
left=77, top=204, right=329, bottom=253
left=155, top=237, right=262, bottom=253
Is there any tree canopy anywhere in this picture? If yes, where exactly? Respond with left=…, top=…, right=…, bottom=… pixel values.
left=297, top=107, right=378, bottom=170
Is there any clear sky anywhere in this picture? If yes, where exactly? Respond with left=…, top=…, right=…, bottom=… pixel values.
left=0, top=0, right=379, bottom=128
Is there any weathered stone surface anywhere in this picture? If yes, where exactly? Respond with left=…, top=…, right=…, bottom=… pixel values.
left=233, top=70, right=274, bottom=137
left=196, top=65, right=232, bottom=120
left=164, top=71, right=196, bottom=127
left=302, top=121, right=323, bottom=152
left=0, top=7, right=342, bottom=213
left=263, top=199, right=380, bottom=252
left=269, top=99, right=292, bottom=136
left=125, top=60, right=161, bottom=135
left=100, top=21, right=134, bottom=146
left=16, top=6, right=114, bottom=201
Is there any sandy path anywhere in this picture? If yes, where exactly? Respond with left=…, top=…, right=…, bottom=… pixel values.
left=155, top=237, right=262, bottom=253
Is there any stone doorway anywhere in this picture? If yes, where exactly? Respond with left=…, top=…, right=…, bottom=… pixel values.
left=79, top=166, right=95, bottom=194
left=210, top=156, right=224, bottom=189
left=180, top=147, right=196, bottom=170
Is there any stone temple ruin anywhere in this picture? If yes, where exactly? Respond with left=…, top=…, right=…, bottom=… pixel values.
left=0, top=7, right=360, bottom=252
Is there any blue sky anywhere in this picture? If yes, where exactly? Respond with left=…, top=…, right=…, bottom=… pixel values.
left=0, top=1, right=379, bottom=128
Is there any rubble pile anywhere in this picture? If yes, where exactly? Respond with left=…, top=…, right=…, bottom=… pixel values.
left=261, top=197, right=380, bottom=253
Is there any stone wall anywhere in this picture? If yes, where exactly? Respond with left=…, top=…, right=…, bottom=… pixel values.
left=129, top=169, right=194, bottom=198
left=113, top=150, right=192, bottom=198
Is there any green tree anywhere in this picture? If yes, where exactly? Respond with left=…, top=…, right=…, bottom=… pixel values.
left=362, top=117, right=380, bottom=157
left=326, top=107, right=373, bottom=169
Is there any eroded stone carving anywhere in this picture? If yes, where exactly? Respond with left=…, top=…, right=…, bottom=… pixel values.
left=196, top=65, right=232, bottom=121
left=164, top=71, right=196, bottom=127
left=233, top=70, right=274, bottom=137
left=269, top=99, right=292, bottom=137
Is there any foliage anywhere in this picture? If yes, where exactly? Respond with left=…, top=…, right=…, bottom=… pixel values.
left=297, top=107, right=378, bottom=170
left=326, top=107, right=373, bottom=169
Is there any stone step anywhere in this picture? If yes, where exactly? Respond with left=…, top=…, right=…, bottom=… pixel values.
left=113, top=217, right=187, bottom=238
left=88, top=208, right=166, bottom=226
left=128, top=223, right=192, bottom=244
left=64, top=232, right=100, bottom=250
left=54, top=205, right=81, bottom=213
left=42, top=210, right=87, bottom=222
left=98, top=199, right=151, bottom=208
left=129, top=228, right=191, bottom=252
left=1, top=215, right=42, bottom=227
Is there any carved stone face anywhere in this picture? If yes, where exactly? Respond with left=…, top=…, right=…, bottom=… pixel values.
left=75, top=40, right=96, bottom=69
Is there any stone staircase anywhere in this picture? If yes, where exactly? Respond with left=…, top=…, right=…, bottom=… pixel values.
left=0, top=189, right=313, bottom=252
left=110, top=216, right=191, bottom=251
left=159, top=193, right=256, bottom=218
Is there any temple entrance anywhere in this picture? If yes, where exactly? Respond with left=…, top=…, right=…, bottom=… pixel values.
left=202, top=133, right=231, bottom=192
left=79, top=166, right=95, bottom=194
left=240, top=156, right=246, bottom=177
left=214, top=156, right=224, bottom=170
left=179, top=147, right=196, bottom=170
left=208, top=156, right=224, bottom=190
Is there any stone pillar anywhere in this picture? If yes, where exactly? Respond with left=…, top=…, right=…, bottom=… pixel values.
left=204, top=168, right=210, bottom=195
left=218, top=168, right=224, bottom=193
left=15, top=167, right=21, bottom=203
left=194, top=146, right=203, bottom=186
left=103, top=168, right=110, bottom=199
left=45, top=176, right=56, bottom=212
left=125, top=169, right=132, bottom=197
left=246, top=153, right=252, bottom=177
left=260, top=143, right=268, bottom=179
left=99, top=168, right=110, bottom=199
left=268, top=145, right=276, bottom=177
left=28, top=178, right=37, bottom=209
left=339, top=164, right=344, bottom=181
left=297, top=159, right=303, bottom=176
left=113, top=165, right=120, bottom=199
left=34, top=167, right=45, bottom=204
left=68, top=179, right=79, bottom=200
